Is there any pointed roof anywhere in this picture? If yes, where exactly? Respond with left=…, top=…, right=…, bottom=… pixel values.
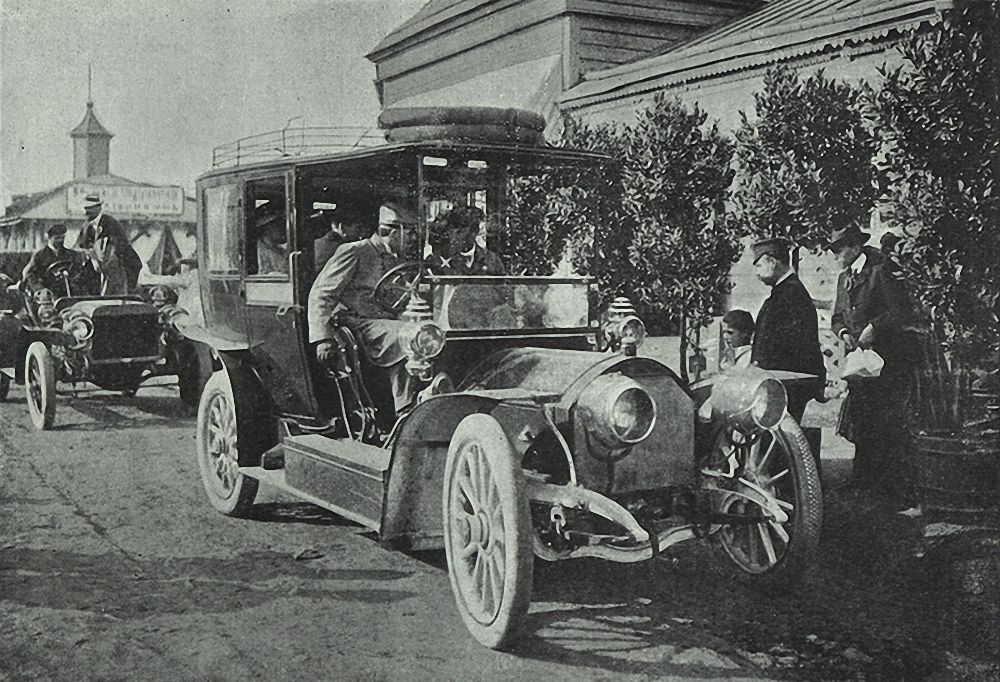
left=71, top=101, right=113, bottom=138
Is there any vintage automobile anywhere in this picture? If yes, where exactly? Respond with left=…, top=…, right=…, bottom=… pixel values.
left=186, top=107, right=822, bottom=650
left=0, top=260, right=206, bottom=429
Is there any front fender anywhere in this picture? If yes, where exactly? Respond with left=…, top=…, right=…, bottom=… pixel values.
left=176, top=322, right=250, bottom=353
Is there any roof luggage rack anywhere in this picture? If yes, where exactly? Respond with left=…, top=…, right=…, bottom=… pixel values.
left=212, top=126, right=385, bottom=168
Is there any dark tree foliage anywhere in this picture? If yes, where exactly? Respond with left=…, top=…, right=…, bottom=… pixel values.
left=732, top=66, right=878, bottom=251
left=620, top=94, right=737, bottom=347
left=497, top=95, right=737, bottom=373
left=870, top=1, right=1000, bottom=368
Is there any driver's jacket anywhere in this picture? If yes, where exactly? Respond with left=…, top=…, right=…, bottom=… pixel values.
left=307, top=235, right=404, bottom=365
left=22, top=244, right=83, bottom=294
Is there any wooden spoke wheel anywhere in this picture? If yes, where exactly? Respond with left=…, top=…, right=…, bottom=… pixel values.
left=25, top=341, right=56, bottom=430
left=196, top=372, right=258, bottom=516
left=710, top=417, right=822, bottom=585
left=443, top=414, right=533, bottom=649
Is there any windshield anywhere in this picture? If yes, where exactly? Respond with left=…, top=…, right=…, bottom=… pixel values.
left=429, top=277, right=589, bottom=332
left=419, top=151, right=605, bottom=278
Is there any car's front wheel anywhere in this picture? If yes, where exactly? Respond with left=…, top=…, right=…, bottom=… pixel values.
left=443, top=414, right=533, bottom=650
left=25, top=342, right=56, bottom=430
left=196, top=371, right=258, bottom=516
left=705, top=415, right=822, bottom=586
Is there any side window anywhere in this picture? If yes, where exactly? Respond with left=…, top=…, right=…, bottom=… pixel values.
left=203, top=184, right=240, bottom=273
left=245, top=176, right=289, bottom=278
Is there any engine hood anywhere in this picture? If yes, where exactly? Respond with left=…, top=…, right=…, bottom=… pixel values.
left=459, top=347, right=685, bottom=407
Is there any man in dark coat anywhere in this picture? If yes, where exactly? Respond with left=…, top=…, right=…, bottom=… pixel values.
left=750, top=237, right=826, bottom=424
left=22, top=224, right=87, bottom=295
left=77, top=193, right=142, bottom=292
left=828, top=224, right=919, bottom=496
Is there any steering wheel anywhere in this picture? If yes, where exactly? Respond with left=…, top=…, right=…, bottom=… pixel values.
left=46, top=258, right=84, bottom=281
left=374, top=261, right=422, bottom=314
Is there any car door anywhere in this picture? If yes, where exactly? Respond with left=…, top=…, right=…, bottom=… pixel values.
left=243, top=172, right=318, bottom=418
left=200, top=180, right=249, bottom=348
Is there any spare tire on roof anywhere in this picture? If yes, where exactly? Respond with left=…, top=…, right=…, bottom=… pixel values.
left=378, top=106, right=547, bottom=145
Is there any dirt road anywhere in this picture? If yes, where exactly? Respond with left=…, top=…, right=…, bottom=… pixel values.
left=0, top=381, right=992, bottom=681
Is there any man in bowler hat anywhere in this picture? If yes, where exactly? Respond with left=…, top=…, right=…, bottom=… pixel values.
left=77, top=193, right=142, bottom=293
left=750, top=237, right=826, bottom=425
left=828, top=223, right=918, bottom=496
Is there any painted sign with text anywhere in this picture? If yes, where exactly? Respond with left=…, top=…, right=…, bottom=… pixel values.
left=67, top=185, right=186, bottom=216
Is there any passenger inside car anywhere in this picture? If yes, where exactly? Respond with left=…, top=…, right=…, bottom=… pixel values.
left=427, top=205, right=504, bottom=276
left=250, top=202, right=288, bottom=276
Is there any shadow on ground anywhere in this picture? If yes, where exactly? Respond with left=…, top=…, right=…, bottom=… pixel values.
left=0, top=547, right=415, bottom=619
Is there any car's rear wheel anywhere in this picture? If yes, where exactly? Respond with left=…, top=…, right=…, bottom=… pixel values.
left=443, top=414, right=533, bottom=650
left=706, top=416, right=822, bottom=586
left=25, top=342, right=56, bottom=430
left=196, top=371, right=258, bottom=516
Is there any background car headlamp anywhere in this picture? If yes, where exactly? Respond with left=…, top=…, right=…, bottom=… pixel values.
left=710, top=367, right=788, bottom=431
left=576, top=372, right=657, bottom=447
left=409, top=321, right=446, bottom=360
left=65, top=316, right=95, bottom=342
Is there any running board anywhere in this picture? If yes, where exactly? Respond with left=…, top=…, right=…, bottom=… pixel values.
left=241, top=433, right=390, bottom=533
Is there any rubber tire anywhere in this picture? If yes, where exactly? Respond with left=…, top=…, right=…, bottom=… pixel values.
left=384, top=124, right=544, bottom=145
left=0, top=373, right=9, bottom=402
left=196, top=371, right=258, bottom=516
left=443, top=414, right=533, bottom=650
left=713, top=415, right=822, bottom=587
left=378, top=106, right=546, bottom=131
left=25, top=342, right=56, bottom=430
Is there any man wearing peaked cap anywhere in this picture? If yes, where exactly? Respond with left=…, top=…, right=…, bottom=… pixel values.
left=77, top=193, right=142, bottom=294
left=22, top=223, right=87, bottom=294
left=749, top=236, right=826, bottom=442
left=308, top=201, right=423, bottom=421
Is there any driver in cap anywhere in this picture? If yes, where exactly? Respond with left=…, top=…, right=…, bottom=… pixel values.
left=22, top=224, right=89, bottom=295
left=307, top=201, right=420, bottom=413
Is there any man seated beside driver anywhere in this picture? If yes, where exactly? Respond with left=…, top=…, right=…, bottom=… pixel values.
left=22, top=223, right=92, bottom=295
left=307, top=202, right=419, bottom=414
left=427, top=205, right=504, bottom=275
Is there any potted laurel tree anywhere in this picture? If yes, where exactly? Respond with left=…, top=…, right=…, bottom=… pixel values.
left=871, top=2, right=1000, bottom=516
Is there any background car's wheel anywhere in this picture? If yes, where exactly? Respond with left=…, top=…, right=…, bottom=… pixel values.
left=443, top=414, right=533, bottom=650
left=25, top=342, right=56, bottom=430
left=709, top=415, right=822, bottom=586
left=196, top=371, right=258, bottom=516
left=0, top=372, right=10, bottom=401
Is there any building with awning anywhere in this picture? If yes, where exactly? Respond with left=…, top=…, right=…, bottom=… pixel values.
left=1, top=99, right=196, bottom=281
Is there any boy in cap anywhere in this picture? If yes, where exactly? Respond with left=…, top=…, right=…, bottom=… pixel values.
left=22, top=224, right=87, bottom=295
left=77, top=193, right=142, bottom=293
left=750, top=237, right=826, bottom=425
left=827, top=223, right=918, bottom=498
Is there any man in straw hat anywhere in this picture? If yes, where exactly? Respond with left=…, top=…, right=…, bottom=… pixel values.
left=749, top=237, right=826, bottom=429
left=77, top=193, right=142, bottom=294
left=827, top=222, right=919, bottom=498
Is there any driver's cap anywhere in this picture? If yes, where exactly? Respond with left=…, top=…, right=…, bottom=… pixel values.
left=47, top=224, right=67, bottom=237
left=379, top=202, right=418, bottom=229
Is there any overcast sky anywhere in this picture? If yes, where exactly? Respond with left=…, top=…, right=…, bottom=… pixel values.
left=1, top=0, right=426, bottom=201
